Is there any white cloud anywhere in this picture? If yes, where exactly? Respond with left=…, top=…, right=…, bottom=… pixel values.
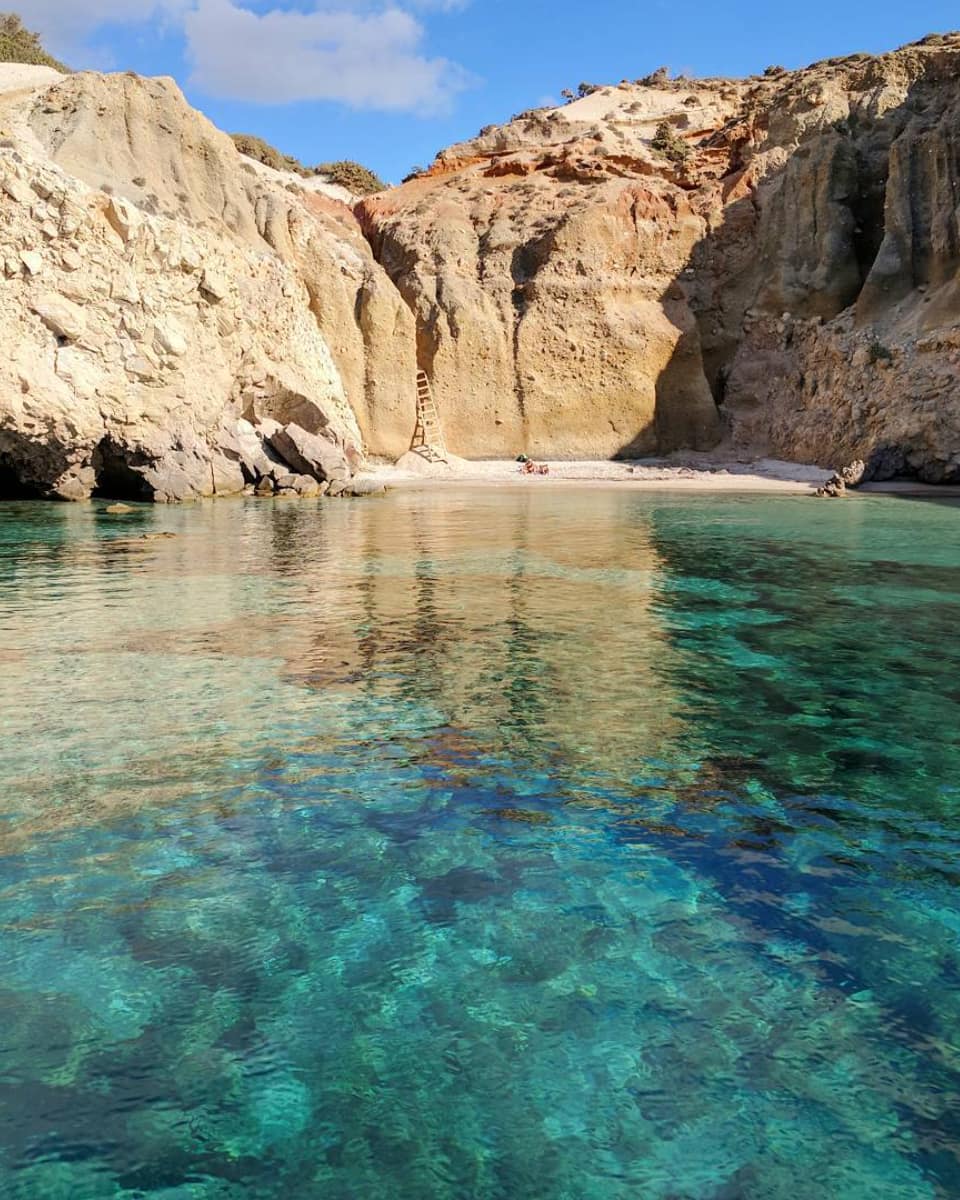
left=19, top=0, right=473, bottom=114
left=22, top=0, right=188, bottom=58
left=183, top=0, right=471, bottom=112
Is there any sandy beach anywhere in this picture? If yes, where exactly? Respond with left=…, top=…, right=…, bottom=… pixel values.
left=360, top=453, right=960, bottom=497
left=361, top=452, right=960, bottom=496
left=364, top=452, right=829, bottom=492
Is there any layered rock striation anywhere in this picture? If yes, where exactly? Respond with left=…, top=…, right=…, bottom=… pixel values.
left=2, top=35, right=960, bottom=498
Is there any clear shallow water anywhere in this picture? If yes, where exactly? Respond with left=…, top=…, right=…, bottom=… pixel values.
left=1, top=488, right=959, bottom=1199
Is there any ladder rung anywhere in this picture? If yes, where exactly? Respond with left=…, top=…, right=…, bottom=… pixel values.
left=411, top=371, right=447, bottom=458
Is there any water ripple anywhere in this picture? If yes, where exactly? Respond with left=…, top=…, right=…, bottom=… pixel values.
left=0, top=490, right=959, bottom=1198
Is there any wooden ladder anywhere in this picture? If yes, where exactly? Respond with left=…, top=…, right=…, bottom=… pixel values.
left=411, top=370, right=448, bottom=463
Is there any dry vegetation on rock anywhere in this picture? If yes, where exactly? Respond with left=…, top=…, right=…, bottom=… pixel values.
left=230, top=132, right=311, bottom=177
left=316, top=160, right=385, bottom=195
left=651, top=120, right=690, bottom=163
left=230, top=134, right=385, bottom=194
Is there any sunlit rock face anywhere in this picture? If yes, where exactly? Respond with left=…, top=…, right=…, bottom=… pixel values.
left=3, top=36, right=960, bottom=496
left=360, top=34, right=960, bottom=476
left=0, top=67, right=415, bottom=500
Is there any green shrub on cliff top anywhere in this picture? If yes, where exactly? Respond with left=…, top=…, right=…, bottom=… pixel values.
left=231, top=136, right=385, bottom=195
left=316, top=160, right=385, bottom=195
left=231, top=133, right=312, bottom=177
left=0, top=13, right=69, bottom=72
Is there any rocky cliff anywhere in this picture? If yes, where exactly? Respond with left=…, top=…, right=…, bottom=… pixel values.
left=0, top=64, right=414, bottom=500
left=2, top=35, right=960, bottom=499
left=359, top=33, right=960, bottom=476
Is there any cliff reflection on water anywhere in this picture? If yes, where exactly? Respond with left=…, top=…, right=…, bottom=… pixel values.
left=1, top=489, right=681, bottom=838
left=1, top=487, right=960, bottom=1199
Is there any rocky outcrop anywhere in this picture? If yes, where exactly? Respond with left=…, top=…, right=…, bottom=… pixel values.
left=359, top=34, right=960, bottom=475
left=0, top=66, right=414, bottom=500
left=687, top=38, right=960, bottom=483
left=359, top=131, right=726, bottom=460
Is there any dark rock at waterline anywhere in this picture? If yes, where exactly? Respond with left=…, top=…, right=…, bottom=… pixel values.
left=815, top=475, right=847, bottom=498
left=274, top=472, right=323, bottom=496
left=816, top=457, right=867, bottom=497
left=266, top=422, right=349, bottom=484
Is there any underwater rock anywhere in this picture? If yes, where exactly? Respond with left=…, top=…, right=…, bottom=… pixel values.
left=483, top=807, right=553, bottom=826
left=420, top=866, right=507, bottom=923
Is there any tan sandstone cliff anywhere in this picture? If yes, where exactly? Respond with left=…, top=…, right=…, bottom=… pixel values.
left=1, top=35, right=959, bottom=499
left=359, top=33, right=960, bottom=477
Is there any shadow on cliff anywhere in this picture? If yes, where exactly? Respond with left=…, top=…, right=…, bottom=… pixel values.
left=622, top=56, right=958, bottom=468
left=615, top=286, right=726, bottom=459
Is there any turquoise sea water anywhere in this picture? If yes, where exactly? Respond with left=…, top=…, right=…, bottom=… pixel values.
left=1, top=487, right=959, bottom=1199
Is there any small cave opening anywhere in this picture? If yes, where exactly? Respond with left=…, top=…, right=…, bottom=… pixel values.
left=0, top=455, right=41, bottom=499
left=91, top=439, right=151, bottom=501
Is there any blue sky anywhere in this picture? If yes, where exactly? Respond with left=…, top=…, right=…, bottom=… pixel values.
left=21, top=0, right=960, bottom=183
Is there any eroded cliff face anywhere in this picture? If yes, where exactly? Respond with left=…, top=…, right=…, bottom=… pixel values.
left=358, top=90, right=732, bottom=460
left=1, top=36, right=959, bottom=498
left=0, top=66, right=415, bottom=500
left=360, top=33, right=960, bottom=475
left=689, top=38, right=960, bottom=482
